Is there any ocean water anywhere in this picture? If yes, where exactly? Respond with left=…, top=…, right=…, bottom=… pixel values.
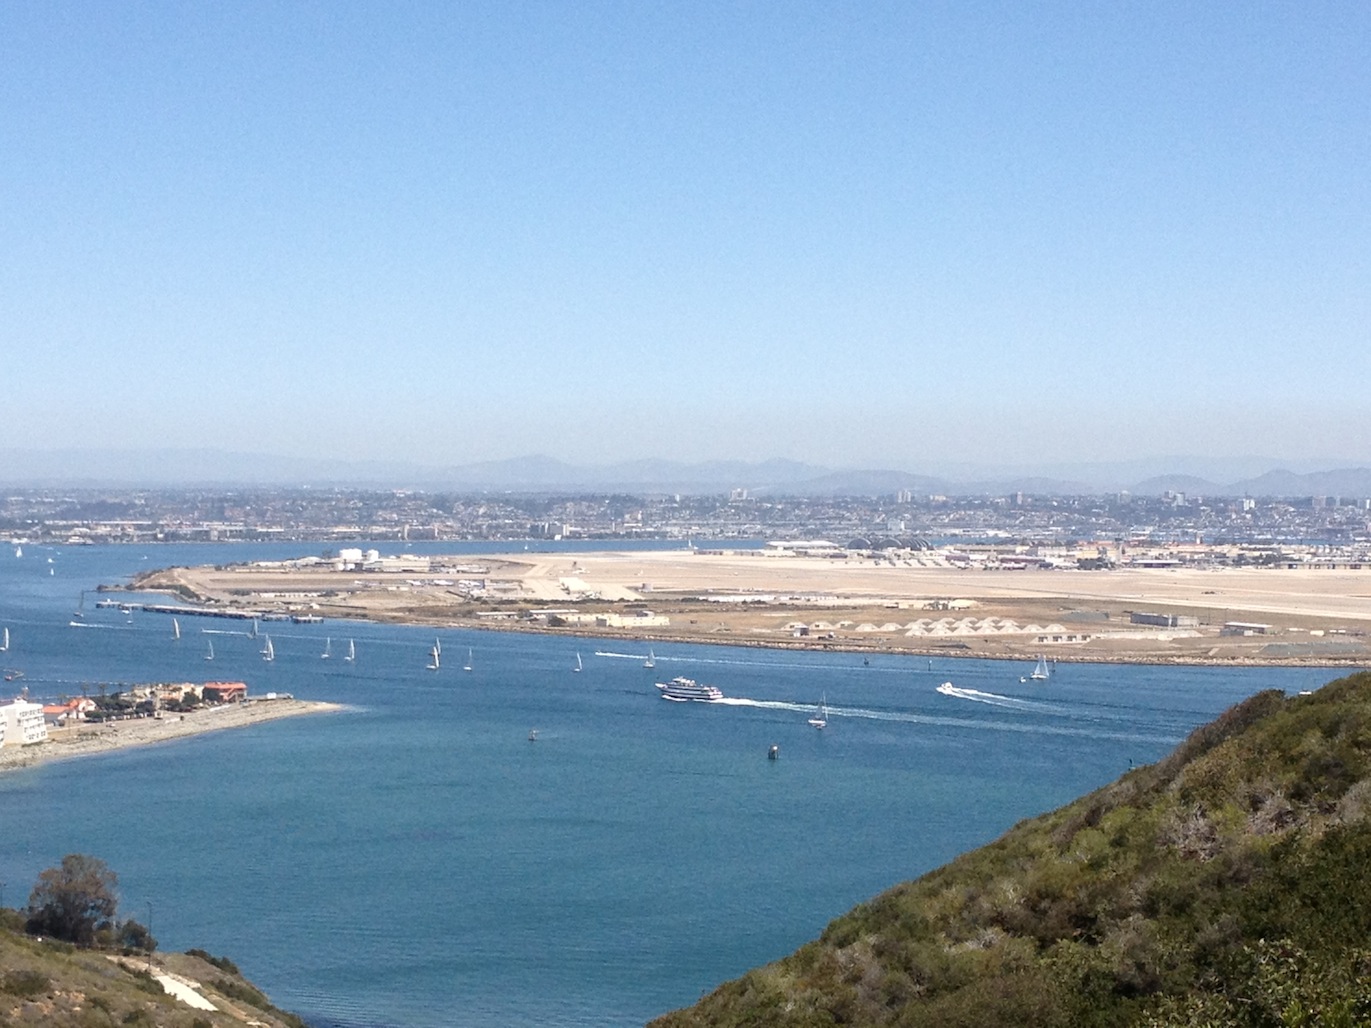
left=0, top=541, right=1337, bottom=1026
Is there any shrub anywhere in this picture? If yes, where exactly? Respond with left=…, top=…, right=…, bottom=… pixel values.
left=186, top=948, right=239, bottom=974
left=214, top=977, right=270, bottom=1010
left=1, top=969, right=50, bottom=997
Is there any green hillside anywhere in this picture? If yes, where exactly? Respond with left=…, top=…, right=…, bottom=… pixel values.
left=653, top=671, right=1371, bottom=1028
left=0, top=913, right=303, bottom=1028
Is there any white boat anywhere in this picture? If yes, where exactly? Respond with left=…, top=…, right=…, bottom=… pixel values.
left=321, top=637, right=332, bottom=660
left=427, top=644, right=441, bottom=671
left=1030, top=655, right=1050, bottom=681
left=644, top=648, right=655, bottom=669
left=0, top=627, right=7, bottom=652
left=573, top=652, right=583, bottom=673
left=261, top=635, right=274, bottom=662
left=344, top=639, right=356, bottom=663
left=656, top=676, right=722, bottom=702
left=250, top=619, right=259, bottom=639
left=463, top=648, right=473, bottom=673
left=807, top=695, right=828, bottom=729
left=172, top=618, right=181, bottom=641
left=13, top=546, right=20, bottom=558
left=205, top=638, right=214, bottom=661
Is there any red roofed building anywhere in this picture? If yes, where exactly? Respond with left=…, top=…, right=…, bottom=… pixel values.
left=41, top=697, right=97, bottom=726
left=202, top=681, right=248, bottom=704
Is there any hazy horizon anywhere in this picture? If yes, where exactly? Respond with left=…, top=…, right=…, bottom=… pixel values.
left=3, top=445, right=1370, bottom=496
left=3, top=4, right=1367, bottom=468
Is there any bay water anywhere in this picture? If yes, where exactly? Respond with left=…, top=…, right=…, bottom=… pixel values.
left=0, top=542, right=1336, bottom=1025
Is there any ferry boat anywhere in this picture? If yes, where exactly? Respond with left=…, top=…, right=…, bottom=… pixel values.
left=656, top=676, right=723, bottom=702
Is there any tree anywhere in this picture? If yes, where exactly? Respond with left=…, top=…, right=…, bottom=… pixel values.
left=117, top=917, right=156, bottom=953
left=26, top=854, right=119, bottom=946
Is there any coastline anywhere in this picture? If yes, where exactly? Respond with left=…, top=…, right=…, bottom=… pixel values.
left=0, top=699, right=345, bottom=776
left=127, top=550, right=1371, bottom=670
left=349, top=612, right=1369, bottom=669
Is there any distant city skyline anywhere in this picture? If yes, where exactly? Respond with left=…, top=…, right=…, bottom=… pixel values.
left=2, top=3, right=1367, bottom=467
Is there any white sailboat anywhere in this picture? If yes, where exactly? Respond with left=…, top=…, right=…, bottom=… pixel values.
left=344, top=638, right=356, bottom=663
left=173, top=618, right=181, bottom=641
left=807, top=694, right=828, bottom=730
left=205, top=638, right=214, bottom=661
left=463, top=648, right=473, bottom=673
left=261, top=635, right=275, bottom=662
left=250, top=619, right=259, bottom=639
left=427, top=643, right=441, bottom=671
left=0, top=627, right=8, bottom=652
left=321, top=637, right=332, bottom=659
left=1029, top=654, right=1050, bottom=681
left=644, top=648, right=655, bottom=669
left=573, top=652, right=583, bottom=673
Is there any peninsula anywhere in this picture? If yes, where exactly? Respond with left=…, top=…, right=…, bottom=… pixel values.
left=130, top=543, right=1371, bottom=666
left=0, top=698, right=342, bottom=776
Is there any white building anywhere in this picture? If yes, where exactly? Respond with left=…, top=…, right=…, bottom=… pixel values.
left=0, top=698, right=49, bottom=747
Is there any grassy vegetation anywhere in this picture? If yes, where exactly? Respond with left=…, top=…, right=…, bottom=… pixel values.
left=0, top=924, right=305, bottom=1028
left=652, top=671, right=1371, bottom=1027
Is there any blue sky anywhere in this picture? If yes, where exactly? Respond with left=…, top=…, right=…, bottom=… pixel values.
left=2, top=2, right=1367, bottom=470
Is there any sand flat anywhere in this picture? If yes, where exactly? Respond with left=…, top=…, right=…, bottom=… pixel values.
left=134, top=550, right=1371, bottom=665
left=0, top=699, right=344, bottom=776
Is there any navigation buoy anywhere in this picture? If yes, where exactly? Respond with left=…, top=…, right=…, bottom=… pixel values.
left=768, top=744, right=779, bottom=760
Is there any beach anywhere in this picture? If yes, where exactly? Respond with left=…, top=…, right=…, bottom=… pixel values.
left=0, top=699, right=344, bottom=775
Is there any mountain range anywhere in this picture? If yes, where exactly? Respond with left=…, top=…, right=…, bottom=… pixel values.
left=1, top=448, right=1369, bottom=498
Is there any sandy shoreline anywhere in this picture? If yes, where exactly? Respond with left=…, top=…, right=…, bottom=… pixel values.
left=133, top=549, right=1371, bottom=669
left=0, top=699, right=344, bottom=776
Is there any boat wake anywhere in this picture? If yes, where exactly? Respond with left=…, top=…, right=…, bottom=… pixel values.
left=714, top=694, right=1172, bottom=744
left=714, top=697, right=816, bottom=714
left=936, top=682, right=1034, bottom=708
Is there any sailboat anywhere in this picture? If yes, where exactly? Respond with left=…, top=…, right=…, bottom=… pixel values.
left=573, top=652, right=583, bottom=673
left=344, top=639, right=356, bottom=663
left=435, top=637, right=442, bottom=657
left=807, top=694, right=828, bottom=729
left=463, top=648, right=473, bottom=673
left=1029, top=655, right=1050, bottom=681
left=427, top=643, right=441, bottom=671
left=71, top=591, right=86, bottom=623
left=172, top=618, right=181, bottom=641
left=250, top=619, right=259, bottom=639
left=0, top=627, right=8, bottom=653
left=204, top=638, right=214, bottom=661
left=644, top=648, right=655, bottom=669
left=321, top=637, right=332, bottom=660
left=261, top=635, right=275, bottom=662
